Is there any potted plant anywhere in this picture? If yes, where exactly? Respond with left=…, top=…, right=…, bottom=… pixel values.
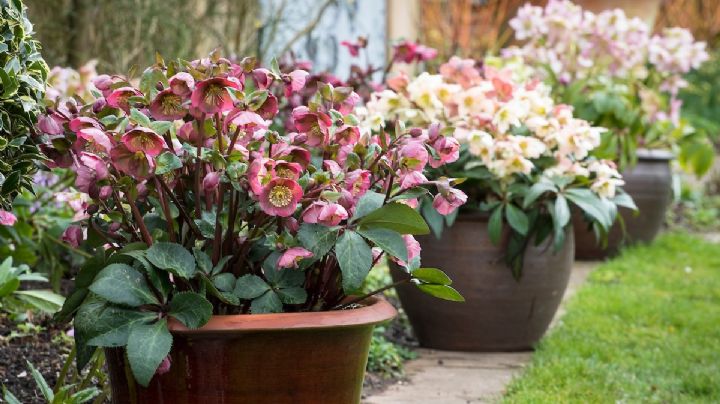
left=505, top=0, right=711, bottom=258
left=362, top=57, right=632, bottom=350
left=42, top=53, right=466, bottom=403
left=0, top=0, right=48, bottom=224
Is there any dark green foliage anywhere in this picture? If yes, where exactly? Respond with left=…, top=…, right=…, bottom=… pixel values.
left=0, top=0, right=47, bottom=209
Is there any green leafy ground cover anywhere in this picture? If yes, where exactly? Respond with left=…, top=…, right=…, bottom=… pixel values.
left=504, top=232, right=720, bottom=403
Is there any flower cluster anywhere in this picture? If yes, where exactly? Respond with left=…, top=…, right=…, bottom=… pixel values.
left=506, top=0, right=708, bottom=94
left=38, top=52, right=465, bottom=312
left=45, top=60, right=99, bottom=103
left=365, top=57, right=622, bottom=199
left=365, top=57, right=632, bottom=269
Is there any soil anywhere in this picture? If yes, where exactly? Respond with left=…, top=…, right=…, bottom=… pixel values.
left=0, top=314, right=72, bottom=403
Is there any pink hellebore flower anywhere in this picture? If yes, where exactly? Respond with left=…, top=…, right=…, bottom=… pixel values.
left=252, top=68, right=275, bottom=90
left=191, top=77, right=241, bottom=115
left=75, top=152, right=109, bottom=197
left=398, top=171, right=428, bottom=190
left=394, top=235, right=421, bottom=268
left=168, top=72, right=195, bottom=97
left=248, top=158, right=274, bottom=195
left=334, top=125, right=361, bottom=146
left=259, top=178, right=303, bottom=217
left=344, top=169, right=371, bottom=199
left=398, top=141, right=429, bottom=172
left=0, top=210, right=17, bottom=226
left=37, top=114, right=64, bottom=135
left=61, top=225, right=84, bottom=248
left=255, top=93, right=279, bottom=120
left=106, top=87, right=143, bottom=112
left=149, top=89, right=186, bottom=121
left=283, top=70, right=309, bottom=97
left=277, top=247, right=314, bottom=269
left=429, top=136, right=460, bottom=168
left=317, top=203, right=349, bottom=226
left=225, top=109, right=268, bottom=134
left=393, top=41, right=438, bottom=63
left=69, top=117, right=101, bottom=132
left=121, top=127, right=167, bottom=157
left=273, top=161, right=303, bottom=181
left=156, top=355, right=172, bottom=376
left=292, top=106, right=332, bottom=147
left=77, top=128, right=113, bottom=153
left=274, top=144, right=312, bottom=169
left=432, top=188, right=467, bottom=215
left=340, top=40, right=362, bottom=57
left=301, top=201, right=326, bottom=224
left=203, top=171, right=221, bottom=192
left=110, top=144, right=155, bottom=180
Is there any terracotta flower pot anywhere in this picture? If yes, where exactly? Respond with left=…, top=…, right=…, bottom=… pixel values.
left=574, top=149, right=673, bottom=260
left=105, top=296, right=396, bottom=404
left=393, top=215, right=574, bottom=351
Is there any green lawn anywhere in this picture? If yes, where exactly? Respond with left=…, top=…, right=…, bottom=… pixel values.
left=503, top=232, right=720, bottom=403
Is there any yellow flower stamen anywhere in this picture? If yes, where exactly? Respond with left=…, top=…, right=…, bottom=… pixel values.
left=268, top=185, right=292, bottom=207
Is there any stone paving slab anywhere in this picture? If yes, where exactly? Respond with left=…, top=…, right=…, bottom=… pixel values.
left=364, top=261, right=599, bottom=404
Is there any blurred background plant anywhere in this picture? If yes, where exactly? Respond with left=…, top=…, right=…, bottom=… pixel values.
left=0, top=0, right=48, bottom=210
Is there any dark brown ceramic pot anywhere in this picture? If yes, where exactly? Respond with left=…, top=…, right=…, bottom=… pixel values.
left=393, top=215, right=574, bottom=351
left=105, top=296, right=396, bottom=404
left=574, top=149, right=673, bottom=260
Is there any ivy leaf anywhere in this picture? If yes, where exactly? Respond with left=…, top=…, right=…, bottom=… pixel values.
left=417, top=284, right=465, bottom=302
left=234, top=274, right=270, bottom=299
left=335, top=230, right=373, bottom=292
left=146, top=242, right=196, bottom=279
left=411, top=268, right=452, bottom=285
left=356, top=227, right=407, bottom=262
left=89, top=264, right=158, bottom=307
left=169, top=292, right=212, bottom=329
left=358, top=203, right=430, bottom=235
left=126, top=320, right=173, bottom=387
left=250, top=291, right=283, bottom=314
left=505, top=204, right=529, bottom=236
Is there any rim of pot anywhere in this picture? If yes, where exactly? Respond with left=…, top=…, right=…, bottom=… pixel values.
left=636, top=148, right=674, bottom=161
left=168, top=295, right=397, bottom=334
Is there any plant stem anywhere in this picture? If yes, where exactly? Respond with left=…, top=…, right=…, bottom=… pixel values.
left=127, top=191, right=153, bottom=246
left=195, top=115, right=206, bottom=217
left=156, top=176, right=204, bottom=240
left=335, top=277, right=410, bottom=310
left=53, top=345, right=76, bottom=394
left=154, top=177, right=176, bottom=242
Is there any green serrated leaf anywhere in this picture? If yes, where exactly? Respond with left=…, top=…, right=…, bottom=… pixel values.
left=297, top=224, right=338, bottom=260
left=351, top=191, right=385, bottom=221
left=417, top=284, right=465, bottom=302
left=358, top=203, right=430, bottom=235
left=276, top=287, right=307, bottom=305
left=146, top=242, right=196, bottom=279
left=250, top=291, right=282, bottom=313
left=127, top=320, right=173, bottom=387
left=169, top=292, right=212, bottom=329
left=356, top=227, right=408, bottom=262
left=89, top=264, right=158, bottom=307
left=336, top=230, right=373, bottom=292
left=234, top=274, right=270, bottom=299
left=155, top=152, right=182, bottom=175
left=412, top=268, right=452, bottom=285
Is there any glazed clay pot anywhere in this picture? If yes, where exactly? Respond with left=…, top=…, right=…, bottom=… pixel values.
left=393, top=215, right=574, bottom=351
left=574, top=149, right=673, bottom=260
left=105, top=296, right=396, bottom=404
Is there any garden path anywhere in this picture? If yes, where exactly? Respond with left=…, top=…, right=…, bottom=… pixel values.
left=363, top=261, right=599, bottom=404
